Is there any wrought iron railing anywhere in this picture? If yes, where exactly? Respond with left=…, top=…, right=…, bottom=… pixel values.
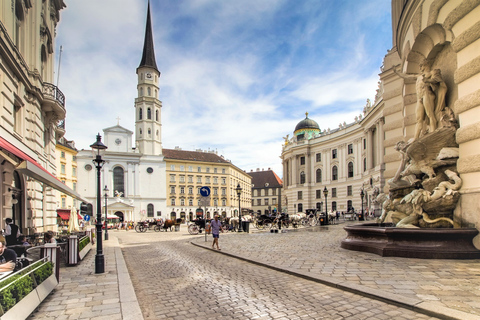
left=43, top=83, right=65, bottom=107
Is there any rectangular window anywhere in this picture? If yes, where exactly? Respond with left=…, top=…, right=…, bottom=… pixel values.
left=298, top=191, right=302, bottom=200
left=170, top=175, right=176, bottom=182
left=222, top=188, right=226, bottom=195
left=61, top=164, right=66, bottom=174
left=179, top=175, right=185, bottom=183
left=198, top=167, right=201, bottom=172
left=222, top=169, right=226, bottom=174
left=272, top=198, right=276, bottom=205
left=316, top=190, right=321, bottom=199
left=170, top=165, right=175, bottom=171
left=180, top=199, right=185, bottom=206
left=363, top=138, right=366, bottom=149
left=300, top=156, right=305, bottom=165
left=347, top=185, right=352, bottom=196
left=332, top=149, right=337, bottom=159
left=214, top=168, right=217, bottom=173
left=213, top=188, right=218, bottom=195
left=222, top=178, right=226, bottom=185
left=72, top=155, right=77, bottom=162
left=213, top=177, right=218, bottom=184
left=332, top=188, right=337, bottom=198
left=197, top=176, right=202, bottom=183
left=180, top=187, right=185, bottom=194
left=206, top=168, right=210, bottom=173
left=272, top=189, right=276, bottom=196
left=72, top=167, right=76, bottom=177
left=188, top=176, right=193, bottom=183
left=316, top=153, right=321, bottom=162
left=188, top=187, right=193, bottom=194
left=188, top=166, right=193, bottom=172
left=348, top=144, right=353, bottom=154
left=222, top=199, right=226, bottom=206
left=257, top=199, right=262, bottom=206
left=206, top=177, right=211, bottom=184
left=170, top=186, right=175, bottom=194
left=171, top=199, right=175, bottom=206
left=264, top=199, right=269, bottom=205
left=61, top=151, right=65, bottom=158
left=73, top=182, right=77, bottom=191
left=364, top=158, right=367, bottom=172
left=180, top=165, right=185, bottom=171
left=189, top=199, right=193, bottom=206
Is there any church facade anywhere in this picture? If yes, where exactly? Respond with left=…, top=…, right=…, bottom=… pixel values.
left=76, top=3, right=167, bottom=222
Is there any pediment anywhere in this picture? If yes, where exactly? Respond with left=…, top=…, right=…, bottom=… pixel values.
left=108, top=200, right=135, bottom=209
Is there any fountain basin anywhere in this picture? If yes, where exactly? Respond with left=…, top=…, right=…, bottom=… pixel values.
left=341, top=223, right=480, bottom=259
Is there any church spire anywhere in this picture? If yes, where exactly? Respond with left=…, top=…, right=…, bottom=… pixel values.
left=138, top=0, right=158, bottom=72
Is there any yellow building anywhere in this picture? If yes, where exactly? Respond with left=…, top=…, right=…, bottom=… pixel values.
left=55, top=137, right=78, bottom=212
left=163, top=147, right=251, bottom=222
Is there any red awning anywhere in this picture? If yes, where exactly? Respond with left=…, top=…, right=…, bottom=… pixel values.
left=57, top=210, right=83, bottom=220
left=0, top=137, right=88, bottom=203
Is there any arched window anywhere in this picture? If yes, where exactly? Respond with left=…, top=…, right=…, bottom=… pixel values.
left=113, top=167, right=125, bottom=196
left=147, top=204, right=154, bottom=217
left=156, top=110, right=159, bottom=121
left=332, top=166, right=338, bottom=181
left=300, top=171, right=306, bottom=184
left=147, top=87, right=151, bottom=96
left=139, top=108, right=143, bottom=120
left=348, top=162, right=354, bottom=178
left=147, top=108, right=151, bottom=119
left=316, top=169, right=322, bottom=183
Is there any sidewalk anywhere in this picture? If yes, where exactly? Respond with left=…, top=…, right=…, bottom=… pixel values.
left=192, top=223, right=480, bottom=320
left=29, top=235, right=143, bottom=320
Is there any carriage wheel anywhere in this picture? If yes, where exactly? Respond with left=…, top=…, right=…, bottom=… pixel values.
left=154, top=225, right=161, bottom=232
left=188, top=224, right=199, bottom=235
left=255, top=222, right=264, bottom=230
left=135, top=225, right=142, bottom=233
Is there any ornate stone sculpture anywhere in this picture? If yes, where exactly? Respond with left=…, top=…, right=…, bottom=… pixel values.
left=377, top=66, right=461, bottom=228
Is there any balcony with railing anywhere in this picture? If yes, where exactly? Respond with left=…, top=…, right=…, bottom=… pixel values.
left=42, top=83, right=66, bottom=120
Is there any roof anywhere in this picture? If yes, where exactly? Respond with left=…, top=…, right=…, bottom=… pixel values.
left=138, top=1, right=159, bottom=72
left=163, top=148, right=230, bottom=164
left=294, top=112, right=320, bottom=133
left=248, top=170, right=283, bottom=188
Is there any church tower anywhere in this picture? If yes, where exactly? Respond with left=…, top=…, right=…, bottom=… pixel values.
left=135, top=1, right=162, bottom=156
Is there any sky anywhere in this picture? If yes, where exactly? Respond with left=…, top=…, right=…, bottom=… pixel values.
left=55, top=0, right=392, bottom=177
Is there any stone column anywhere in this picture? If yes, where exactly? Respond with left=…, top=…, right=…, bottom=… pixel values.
left=377, top=118, right=384, bottom=167
left=367, top=128, right=374, bottom=170
left=292, top=156, right=298, bottom=185
left=306, top=151, right=311, bottom=184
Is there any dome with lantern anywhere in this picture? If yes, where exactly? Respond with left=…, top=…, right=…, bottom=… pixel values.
left=294, top=112, right=320, bottom=139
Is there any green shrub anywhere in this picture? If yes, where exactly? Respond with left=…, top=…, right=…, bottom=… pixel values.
left=78, top=236, right=90, bottom=252
left=0, top=261, right=54, bottom=314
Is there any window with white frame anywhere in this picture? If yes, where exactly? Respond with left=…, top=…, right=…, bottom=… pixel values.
left=170, top=174, right=176, bottom=182
left=170, top=165, right=175, bottom=171
left=171, top=199, right=175, bottom=206
left=170, top=186, right=175, bottom=194
left=179, top=175, right=185, bottom=183
left=180, top=165, right=184, bottom=171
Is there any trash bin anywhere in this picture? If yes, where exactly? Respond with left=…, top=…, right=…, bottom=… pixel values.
left=174, top=224, right=180, bottom=232
left=242, top=221, right=250, bottom=233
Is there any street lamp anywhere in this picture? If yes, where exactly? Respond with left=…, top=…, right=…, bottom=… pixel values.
left=90, top=133, right=107, bottom=274
left=104, top=185, right=109, bottom=240
left=360, top=188, right=365, bottom=221
left=323, top=186, right=329, bottom=225
left=236, top=183, right=243, bottom=232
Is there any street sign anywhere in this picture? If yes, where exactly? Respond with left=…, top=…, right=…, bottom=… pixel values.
left=200, top=186, right=211, bottom=197
left=84, top=215, right=91, bottom=222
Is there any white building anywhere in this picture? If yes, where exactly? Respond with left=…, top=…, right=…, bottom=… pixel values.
left=76, top=3, right=167, bottom=222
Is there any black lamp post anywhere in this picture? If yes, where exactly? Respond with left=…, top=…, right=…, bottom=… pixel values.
left=104, top=185, right=109, bottom=240
left=236, top=183, right=243, bottom=232
left=90, top=133, right=107, bottom=274
left=323, top=187, right=329, bottom=225
left=360, top=188, right=365, bottom=221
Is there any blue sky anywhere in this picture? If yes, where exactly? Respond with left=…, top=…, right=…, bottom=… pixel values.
left=56, top=0, right=391, bottom=176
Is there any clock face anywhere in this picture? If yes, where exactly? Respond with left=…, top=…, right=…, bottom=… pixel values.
left=115, top=138, right=122, bottom=145
left=146, top=73, right=152, bottom=79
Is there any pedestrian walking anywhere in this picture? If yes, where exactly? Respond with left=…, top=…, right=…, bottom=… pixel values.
left=210, top=215, right=223, bottom=250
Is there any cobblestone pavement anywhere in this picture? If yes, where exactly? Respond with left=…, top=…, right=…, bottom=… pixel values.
left=117, top=229, right=440, bottom=320
left=190, top=222, right=480, bottom=320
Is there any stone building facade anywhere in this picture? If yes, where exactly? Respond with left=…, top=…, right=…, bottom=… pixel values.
left=248, top=168, right=283, bottom=216
left=55, top=137, right=78, bottom=211
left=380, top=0, right=480, bottom=242
left=0, top=1, right=85, bottom=234
left=164, top=147, right=252, bottom=222
left=281, top=101, right=385, bottom=216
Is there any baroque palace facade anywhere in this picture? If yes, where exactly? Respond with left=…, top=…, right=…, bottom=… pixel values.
left=281, top=99, right=384, bottom=215
left=0, top=1, right=85, bottom=234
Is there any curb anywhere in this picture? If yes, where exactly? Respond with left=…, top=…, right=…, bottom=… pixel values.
left=191, top=240, right=480, bottom=320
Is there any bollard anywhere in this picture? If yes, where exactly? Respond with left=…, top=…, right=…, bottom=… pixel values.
left=41, top=244, right=60, bottom=282
left=68, top=235, right=78, bottom=266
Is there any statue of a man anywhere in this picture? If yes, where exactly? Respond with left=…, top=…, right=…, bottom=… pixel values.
left=394, top=60, right=447, bottom=140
